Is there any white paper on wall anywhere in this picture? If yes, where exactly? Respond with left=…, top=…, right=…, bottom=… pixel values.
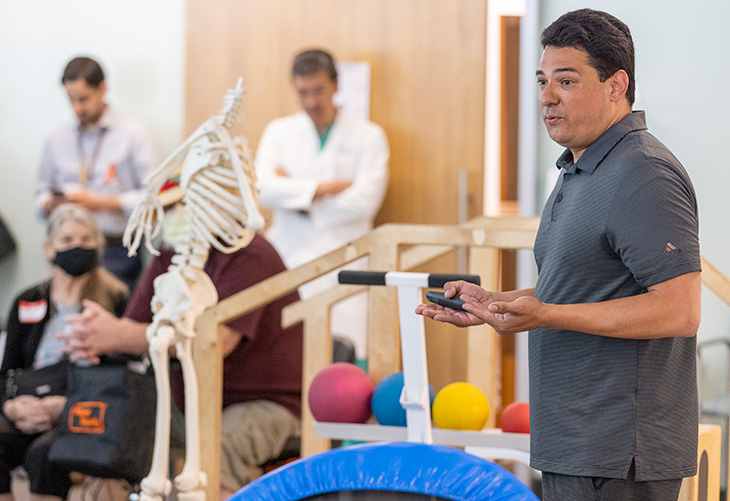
left=333, top=62, right=371, bottom=120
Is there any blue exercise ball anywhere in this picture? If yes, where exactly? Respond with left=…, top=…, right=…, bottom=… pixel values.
left=371, top=372, right=435, bottom=426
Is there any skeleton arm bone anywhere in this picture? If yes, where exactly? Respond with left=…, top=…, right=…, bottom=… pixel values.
left=123, top=120, right=218, bottom=257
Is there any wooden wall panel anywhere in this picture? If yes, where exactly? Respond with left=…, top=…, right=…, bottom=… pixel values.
left=185, top=3, right=489, bottom=482
left=185, top=0, right=487, bottom=227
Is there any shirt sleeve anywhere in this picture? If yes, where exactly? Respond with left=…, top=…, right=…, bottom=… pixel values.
left=117, top=125, right=158, bottom=217
left=35, top=137, right=57, bottom=218
left=606, top=162, right=701, bottom=288
left=309, top=124, right=389, bottom=228
left=1, top=297, right=23, bottom=374
left=255, top=121, right=319, bottom=210
left=123, top=255, right=169, bottom=323
left=208, top=248, right=272, bottom=343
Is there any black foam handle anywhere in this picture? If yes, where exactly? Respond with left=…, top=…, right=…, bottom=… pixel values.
left=427, top=274, right=481, bottom=288
left=338, top=271, right=481, bottom=287
left=338, top=270, right=387, bottom=285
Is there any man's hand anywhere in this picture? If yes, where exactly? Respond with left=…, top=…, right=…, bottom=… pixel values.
left=314, top=180, right=352, bottom=200
left=44, top=194, right=67, bottom=215
left=65, top=189, right=122, bottom=212
left=484, top=296, right=546, bottom=334
left=416, top=281, right=497, bottom=328
left=60, top=299, right=119, bottom=364
left=416, top=281, right=540, bottom=333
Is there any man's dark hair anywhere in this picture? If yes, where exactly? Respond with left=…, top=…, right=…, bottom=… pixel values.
left=541, top=9, right=635, bottom=106
left=61, top=57, right=105, bottom=88
left=292, top=49, right=337, bottom=81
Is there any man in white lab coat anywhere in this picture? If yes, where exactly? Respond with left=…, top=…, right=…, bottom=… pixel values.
left=255, top=49, right=389, bottom=358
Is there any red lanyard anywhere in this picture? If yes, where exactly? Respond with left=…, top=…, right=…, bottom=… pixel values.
left=77, top=127, right=107, bottom=186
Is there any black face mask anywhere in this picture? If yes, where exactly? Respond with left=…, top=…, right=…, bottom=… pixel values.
left=52, top=247, right=99, bottom=277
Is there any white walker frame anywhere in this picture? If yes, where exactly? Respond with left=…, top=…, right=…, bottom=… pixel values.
left=334, top=270, right=531, bottom=465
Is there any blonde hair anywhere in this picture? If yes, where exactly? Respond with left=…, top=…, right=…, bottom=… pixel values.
left=47, top=203, right=106, bottom=258
left=46, top=203, right=128, bottom=311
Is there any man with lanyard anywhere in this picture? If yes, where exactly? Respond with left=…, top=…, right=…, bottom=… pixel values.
left=35, top=56, right=157, bottom=291
left=255, top=49, right=389, bottom=359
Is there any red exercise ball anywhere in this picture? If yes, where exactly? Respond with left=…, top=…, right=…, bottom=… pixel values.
left=308, top=362, right=374, bottom=423
left=500, top=401, right=530, bottom=433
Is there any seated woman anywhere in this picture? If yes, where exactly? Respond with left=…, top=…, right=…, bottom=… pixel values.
left=0, top=203, right=128, bottom=501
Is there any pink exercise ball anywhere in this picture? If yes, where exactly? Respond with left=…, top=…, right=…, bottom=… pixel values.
left=308, top=362, right=374, bottom=423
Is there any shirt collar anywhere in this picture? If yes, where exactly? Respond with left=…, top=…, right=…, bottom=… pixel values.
left=76, top=105, right=113, bottom=134
left=555, top=110, right=648, bottom=174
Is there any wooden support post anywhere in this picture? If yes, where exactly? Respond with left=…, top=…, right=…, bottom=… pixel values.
left=368, top=243, right=401, bottom=383
left=194, top=311, right=224, bottom=501
left=294, top=304, right=332, bottom=457
left=678, top=424, right=722, bottom=501
left=466, top=246, right=502, bottom=427
left=282, top=284, right=368, bottom=457
left=701, top=257, right=730, bottom=307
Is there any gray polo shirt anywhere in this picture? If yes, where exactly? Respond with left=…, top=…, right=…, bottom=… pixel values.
left=529, top=111, right=700, bottom=481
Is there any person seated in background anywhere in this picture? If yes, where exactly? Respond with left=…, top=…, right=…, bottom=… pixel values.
left=0, top=203, right=128, bottom=501
left=62, top=188, right=303, bottom=500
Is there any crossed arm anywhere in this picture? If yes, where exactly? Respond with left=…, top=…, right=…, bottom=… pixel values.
left=416, top=271, right=701, bottom=339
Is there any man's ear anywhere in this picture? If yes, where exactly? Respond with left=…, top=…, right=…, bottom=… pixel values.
left=610, top=69, right=630, bottom=103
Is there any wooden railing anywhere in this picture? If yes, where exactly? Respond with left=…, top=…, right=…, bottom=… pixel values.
left=191, top=217, right=730, bottom=500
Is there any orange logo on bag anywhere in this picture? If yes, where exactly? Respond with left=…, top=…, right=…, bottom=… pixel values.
left=68, top=401, right=107, bottom=434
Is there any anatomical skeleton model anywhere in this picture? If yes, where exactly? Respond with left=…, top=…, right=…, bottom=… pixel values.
left=123, top=78, right=264, bottom=501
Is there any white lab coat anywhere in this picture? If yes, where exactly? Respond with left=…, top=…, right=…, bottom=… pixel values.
left=256, top=109, right=389, bottom=357
left=256, top=109, right=389, bottom=267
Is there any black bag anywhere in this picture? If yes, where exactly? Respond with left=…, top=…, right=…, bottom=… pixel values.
left=48, top=359, right=157, bottom=483
left=4, top=359, right=70, bottom=399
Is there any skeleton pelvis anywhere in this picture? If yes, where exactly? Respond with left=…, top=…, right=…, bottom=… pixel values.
left=151, top=267, right=218, bottom=321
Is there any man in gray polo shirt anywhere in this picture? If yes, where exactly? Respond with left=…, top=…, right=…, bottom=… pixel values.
left=417, top=9, right=700, bottom=501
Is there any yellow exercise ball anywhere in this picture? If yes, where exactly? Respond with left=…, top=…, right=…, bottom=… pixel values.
left=432, top=382, right=490, bottom=431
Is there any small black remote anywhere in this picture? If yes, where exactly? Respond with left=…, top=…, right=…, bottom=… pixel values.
left=426, top=291, right=466, bottom=311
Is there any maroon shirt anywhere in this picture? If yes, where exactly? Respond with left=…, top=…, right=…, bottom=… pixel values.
left=124, top=234, right=303, bottom=416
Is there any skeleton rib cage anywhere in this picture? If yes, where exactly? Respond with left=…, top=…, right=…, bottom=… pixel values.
left=124, top=77, right=264, bottom=269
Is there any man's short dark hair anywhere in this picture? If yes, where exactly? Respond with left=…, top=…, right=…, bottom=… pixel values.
left=292, top=49, right=337, bottom=81
left=61, top=57, right=105, bottom=88
left=541, top=9, right=635, bottom=106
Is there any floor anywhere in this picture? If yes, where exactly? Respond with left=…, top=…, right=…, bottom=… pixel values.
left=11, top=470, right=134, bottom=501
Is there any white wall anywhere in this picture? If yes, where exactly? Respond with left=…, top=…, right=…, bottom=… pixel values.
left=535, top=2, right=730, bottom=397
left=0, top=0, right=185, bottom=321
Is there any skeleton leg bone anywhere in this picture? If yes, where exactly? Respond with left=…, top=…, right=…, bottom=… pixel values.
left=140, top=324, right=176, bottom=501
left=173, top=336, right=206, bottom=501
